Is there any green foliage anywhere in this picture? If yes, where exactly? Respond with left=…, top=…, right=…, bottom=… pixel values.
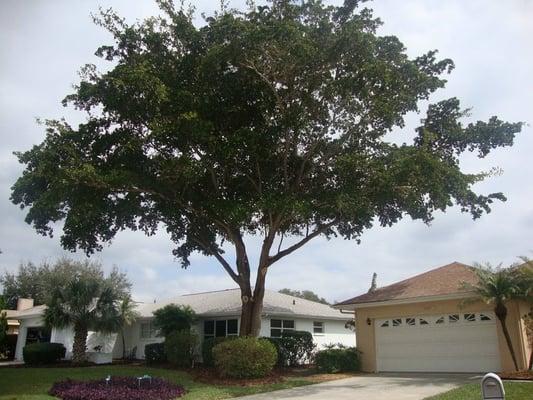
left=144, top=342, right=167, bottom=364
left=0, top=258, right=130, bottom=309
left=201, top=337, right=230, bottom=367
left=9, top=0, right=522, bottom=335
left=43, top=264, right=132, bottom=362
left=268, top=330, right=316, bottom=367
left=153, top=304, right=197, bottom=338
left=213, top=337, right=277, bottom=378
left=22, top=342, right=66, bottom=365
left=164, top=330, right=198, bottom=368
left=278, top=289, right=329, bottom=305
left=315, top=346, right=361, bottom=373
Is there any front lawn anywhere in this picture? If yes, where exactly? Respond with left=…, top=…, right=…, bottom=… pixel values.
left=425, top=381, right=533, bottom=400
left=0, top=365, right=319, bottom=400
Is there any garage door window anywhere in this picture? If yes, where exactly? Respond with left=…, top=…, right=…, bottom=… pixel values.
left=464, top=313, right=476, bottom=322
left=448, top=314, right=460, bottom=323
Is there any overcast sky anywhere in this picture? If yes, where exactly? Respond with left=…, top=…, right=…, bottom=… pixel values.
left=0, top=0, right=532, bottom=304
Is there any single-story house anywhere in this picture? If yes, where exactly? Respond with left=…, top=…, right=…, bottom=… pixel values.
left=9, top=288, right=355, bottom=362
left=335, top=262, right=532, bottom=373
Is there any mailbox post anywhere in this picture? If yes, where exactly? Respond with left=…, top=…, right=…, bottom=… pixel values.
left=481, top=373, right=505, bottom=400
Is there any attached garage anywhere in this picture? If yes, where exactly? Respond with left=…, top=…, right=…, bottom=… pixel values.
left=375, top=312, right=500, bottom=372
left=335, top=262, right=532, bottom=373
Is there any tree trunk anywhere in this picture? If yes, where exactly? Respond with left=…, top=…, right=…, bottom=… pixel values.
left=72, top=324, right=88, bottom=364
left=495, top=302, right=519, bottom=371
left=238, top=262, right=268, bottom=337
left=529, top=348, right=532, bottom=371
left=121, top=328, right=126, bottom=359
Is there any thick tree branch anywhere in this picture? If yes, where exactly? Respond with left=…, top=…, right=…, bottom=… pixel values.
left=268, top=220, right=337, bottom=265
left=191, top=237, right=239, bottom=284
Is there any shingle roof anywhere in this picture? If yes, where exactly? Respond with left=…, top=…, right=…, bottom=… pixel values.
left=335, top=262, right=478, bottom=307
left=137, top=288, right=347, bottom=320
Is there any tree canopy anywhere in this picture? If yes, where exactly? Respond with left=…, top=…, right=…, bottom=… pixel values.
left=0, top=258, right=130, bottom=309
left=10, top=0, right=522, bottom=335
left=278, top=288, right=329, bottom=304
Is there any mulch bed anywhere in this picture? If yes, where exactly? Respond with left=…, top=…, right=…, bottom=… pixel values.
left=498, top=370, right=533, bottom=381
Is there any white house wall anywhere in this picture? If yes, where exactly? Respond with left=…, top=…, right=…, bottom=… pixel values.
left=14, top=316, right=43, bottom=361
left=51, top=326, right=74, bottom=360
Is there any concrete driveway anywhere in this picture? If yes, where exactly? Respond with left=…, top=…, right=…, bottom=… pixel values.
left=239, top=373, right=479, bottom=400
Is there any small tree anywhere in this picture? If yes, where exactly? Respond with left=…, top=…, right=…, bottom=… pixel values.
left=43, top=267, right=130, bottom=363
left=465, top=264, right=529, bottom=371
left=152, top=304, right=197, bottom=338
left=116, top=296, right=139, bottom=359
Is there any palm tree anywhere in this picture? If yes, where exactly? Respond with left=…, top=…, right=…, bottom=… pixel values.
left=466, top=264, right=526, bottom=371
left=516, top=258, right=533, bottom=370
left=44, top=276, right=123, bottom=363
left=116, top=296, right=139, bottom=359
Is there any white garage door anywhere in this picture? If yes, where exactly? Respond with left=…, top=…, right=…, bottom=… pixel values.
left=375, top=312, right=501, bottom=372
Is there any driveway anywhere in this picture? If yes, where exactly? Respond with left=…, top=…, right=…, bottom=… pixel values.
left=240, top=373, right=479, bottom=400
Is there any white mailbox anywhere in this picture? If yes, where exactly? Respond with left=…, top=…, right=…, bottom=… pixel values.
left=481, top=373, right=505, bottom=400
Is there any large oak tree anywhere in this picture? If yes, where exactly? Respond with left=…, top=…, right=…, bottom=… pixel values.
left=11, top=0, right=522, bottom=336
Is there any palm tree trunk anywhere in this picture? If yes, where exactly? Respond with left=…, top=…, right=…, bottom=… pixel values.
left=529, top=348, right=532, bottom=371
left=121, top=328, right=126, bottom=360
left=72, top=324, right=88, bottom=364
left=495, top=303, right=519, bottom=371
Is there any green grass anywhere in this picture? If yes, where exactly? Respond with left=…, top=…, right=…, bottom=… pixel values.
left=0, top=365, right=314, bottom=400
left=425, top=381, right=533, bottom=400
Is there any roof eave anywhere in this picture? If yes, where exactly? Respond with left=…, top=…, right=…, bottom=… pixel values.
left=333, top=292, right=475, bottom=311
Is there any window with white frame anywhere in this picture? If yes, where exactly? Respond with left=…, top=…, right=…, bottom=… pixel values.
left=313, top=321, right=324, bottom=334
left=270, top=319, right=295, bottom=337
left=140, top=321, right=158, bottom=339
left=203, top=319, right=238, bottom=340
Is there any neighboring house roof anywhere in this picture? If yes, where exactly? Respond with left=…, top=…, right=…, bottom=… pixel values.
left=335, top=262, right=478, bottom=307
left=137, top=288, right=347, bottom=320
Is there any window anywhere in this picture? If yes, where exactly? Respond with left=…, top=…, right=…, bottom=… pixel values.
left=464, top=313, right=476, bottom=322
left=380, top=320, right=390, bottom=327
left=435, top=317, right=445, bottom=324
left=140, top=322, right=158, bottom=339
left=392, top=318, right=402, bottom=327
left=270, top=319, right=295, bottom=337
left=204, top=319, right=238, bottom=339
left=480, top=313, right=492, bottom=321
left=419, top=318, right=429, bottom=325
left=406, top=317, right=415, bottom=326
left=448, top=314, right=460, bottom=323
left=313, top=321, right=324, bottom=334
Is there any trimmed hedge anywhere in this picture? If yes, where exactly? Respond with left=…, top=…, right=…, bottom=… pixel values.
left=23, top=342, right=66, bottom=365
left=144, top=342, right=166, bottom=364
left=201, top=337, right=229, bottom=367
left=213, top=337, right=277, bottom=378
left=265, top=330, right=316, bottom=366
left=315, top=346, right=361, bottom=373
left=165, top=330, right=198, bottom=368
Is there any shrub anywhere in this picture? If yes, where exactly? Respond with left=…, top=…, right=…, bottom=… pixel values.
left=23, top=342, right=66, bottom=365
left=315, top=346, right=361, bottom=373
left=164, top=330, right=198, bottom=367
left=144, top=342, right=166, bottom=364
left=153, top=304, right=197, bottom=338
left=213, top=337, right=277, bottom=378
left=202, top=337, right=228, bottom=367
left=49, top=376, right=185, bottom=400
left=264, top=330, right=315, bottom=367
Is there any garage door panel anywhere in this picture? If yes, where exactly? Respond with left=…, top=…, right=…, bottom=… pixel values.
left=375, top=312, right=500, bottom=373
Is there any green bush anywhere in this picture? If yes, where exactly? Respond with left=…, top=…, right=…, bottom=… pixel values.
left=153, top=304, right=197, bottom=338
left=144, top=342, right=166, bottom=364
left=264, top=330, right=316, bottom=367
left=23, top=342, right=66, bottom=365
left=213, top=337, right=277, bottom=378
left=315, top=346, right=361, bottom=373
left=202, top=337, right=229, bottom=367
left=164, top=330, right=198, bottom=368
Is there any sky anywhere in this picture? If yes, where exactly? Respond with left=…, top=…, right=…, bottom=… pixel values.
left=0, top=0, right=532, bottom=304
